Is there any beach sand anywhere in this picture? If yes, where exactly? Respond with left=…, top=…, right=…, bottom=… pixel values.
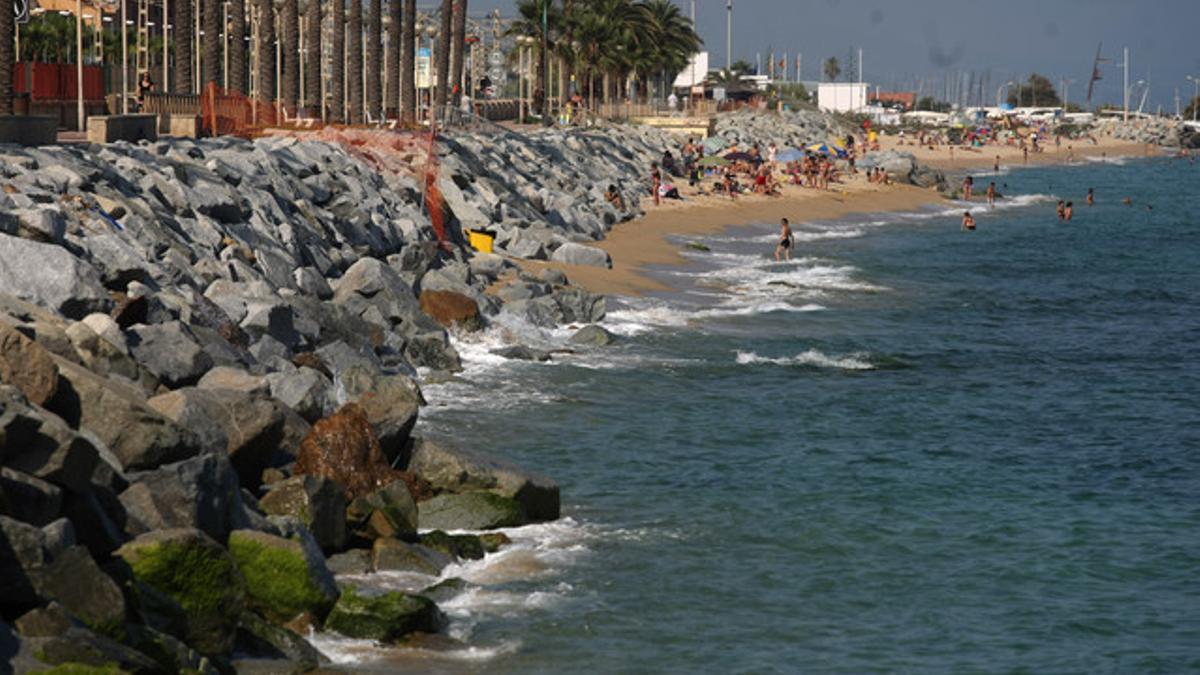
left=501, top=134, right=1149, bottom=297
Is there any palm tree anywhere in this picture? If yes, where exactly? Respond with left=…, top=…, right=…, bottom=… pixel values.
left=0, top=0, right=11, bottom=115
left=304, top=0, right=321, bottom=116
left=570, top=0, right=639, bottom=109
left=434, top=0, right=452, bottom=110
left=347, top=0, right=362, bottom=122
left=176, top=0, right=194, bottom=93
left=635, top=0, right=700, bottom=102
left=282, top=0, right=299, bottom=112
left=448, top=0, right=467, bottom=107
left=331, top=0, right=345, bottom=121
left=386, top=0, right=401, bottom=117
left=255, top=0, right=275, bottom=103
left=229, top=0, right=248, bottom=94
left=400, top=0, right=415, bottom=123
left=203, top=0, right=221, bottom=88
left=366, top=0, right=381, bottom=120
left=823, top=56, right=840, bottom=82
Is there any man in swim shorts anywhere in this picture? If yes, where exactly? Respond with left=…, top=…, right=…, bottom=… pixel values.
left=774, top=218, right=794, bottom=261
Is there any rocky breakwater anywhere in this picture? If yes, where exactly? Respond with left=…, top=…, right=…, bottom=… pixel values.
left=0, top=132, right=595, bottom=672
left=711, top=107, right=854, bottom=151
left=1092, top=116, right=1198, bottom=149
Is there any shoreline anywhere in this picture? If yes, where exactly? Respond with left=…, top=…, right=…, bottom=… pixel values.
left=511, top=137, right=1150, bottom=298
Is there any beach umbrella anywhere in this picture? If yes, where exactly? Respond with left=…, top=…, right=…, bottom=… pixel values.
left=698, top=156, right=730, bottom=167
left=807, top=143, right=832, bottom=155
left=702, top=137, right=728, bottom=153
left=776, top=147, right=804, bottom=162
left=724, top=151, right=755, bottom=162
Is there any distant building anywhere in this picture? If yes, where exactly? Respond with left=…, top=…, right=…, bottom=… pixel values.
left=871, top=91, right=916, bottom=111
left=817, top=83, right=868, bottom=113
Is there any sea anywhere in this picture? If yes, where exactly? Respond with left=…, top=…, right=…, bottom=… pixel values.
left=311, top=154, right=1200, bottom=673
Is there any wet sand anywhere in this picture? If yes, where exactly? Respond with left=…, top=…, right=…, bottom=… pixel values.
left=510, top=181, right=940, bottom=296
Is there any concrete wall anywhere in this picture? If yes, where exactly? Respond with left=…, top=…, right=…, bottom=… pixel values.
left=0, top=116, right=59, bottom=146
left=85, top=114, right=159, bottom=144
left=818, top=83, right=869, bottom=113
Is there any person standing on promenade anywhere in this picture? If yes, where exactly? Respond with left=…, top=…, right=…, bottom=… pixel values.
left=962, top=211, right=976, bottom=231
left=987, top=182, right=996, bottom=208
left=775, top=218, right=795, bottom=260
left=650, top=162, right=662, bottom=206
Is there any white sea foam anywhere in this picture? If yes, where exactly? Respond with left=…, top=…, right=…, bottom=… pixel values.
left=1084, top=154, right=1129, bottom=165
left=606, top=297, right=825, bottom=333
left=735, top=349, right=875, bottom=370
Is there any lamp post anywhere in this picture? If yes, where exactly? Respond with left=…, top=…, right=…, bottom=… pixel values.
left=76, top=0, right=84, bottom=131
left=997, top=81, right=1014, bottom=108
left=121, top=0, right=128, bottom=112
left=1061, top=77, right=1074, bottom=112
left=725, top=0, right=731, bottom=71
left=1188, top=75, right=1199, bottom=122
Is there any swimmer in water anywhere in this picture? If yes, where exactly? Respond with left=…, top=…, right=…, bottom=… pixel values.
left=986, top=182, right=996, bottom=208
left=1056, top=200, right=1066, bottom=221
left=962, top=211, right=976, bottom=231
left=1122, top=197, right=1133, bottom=206
left=1064, top=201, right=1074, bottom=222
left=1087, top=187, right=1094, bottom=206
left=774, top=217, right=794, bottom=261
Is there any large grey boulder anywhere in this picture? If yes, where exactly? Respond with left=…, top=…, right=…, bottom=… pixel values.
left=406, top=438, right=560, bottom=522
left=337, top=366, right=422, bottom=462
left=417, top=492, right=527, bottom=531
left=127, top=321, right=215, bottom=389
left=258, top=475, right=348, bottom=553
left=551, top=242, right=612, bottom=269
left=345, top=478, right=418, bottom=543
left=0, top=234, right=111, bottom=319
left=118, top=452, right=251, bottom=543
left=370, top=537, right=453, bottom=575
left=266, top=367, right=334, bottom=423
left=45, top=356, right=201, bottom=471
left=146, top=387, right=288, bottom=490
left=332, top=257, right=434, bottom=335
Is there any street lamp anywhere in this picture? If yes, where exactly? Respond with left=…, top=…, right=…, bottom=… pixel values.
left=1188, top=75, right=1199, bottom=122
left=997, top=81, right=1014, bottom=108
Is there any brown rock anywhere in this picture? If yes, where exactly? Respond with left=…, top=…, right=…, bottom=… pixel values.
left=419, top=290, right=483, bottom=332
left=291, top=351, right=331, bottom=378
left=293, top=403, right=400, bottom=501
left=0, top=322, right=60, bottom=406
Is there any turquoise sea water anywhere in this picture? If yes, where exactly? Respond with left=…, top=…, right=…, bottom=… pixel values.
left=325, top=156, right=1200, bottom=673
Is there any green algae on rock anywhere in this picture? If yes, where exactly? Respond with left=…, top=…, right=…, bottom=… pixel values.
left=114, top=528, right=245, bottom=656
left=417, top=492, right=526, bottom=531
left=323, top=587, right=444, bottom=644
left=227, top=530, right=339, bottom=625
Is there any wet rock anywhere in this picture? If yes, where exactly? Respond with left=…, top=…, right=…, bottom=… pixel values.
left=234, top=610, right=326, bottom=670
left=418, top=530, right=485, bottom=561
left=292, top=403, right=400, bottom=502
left=491, top=345, right=552, bottom=362
left=18, top=622, right=162, bottom=674
left=568, top=324, right=617, bottom=347
left=228, top=530, right=339, bottom=624
left=257, top=475, right=347, bottom=553
left=406, top=438, right=560, bottom=522
left=337, top=366, right=422, bottom=463
left=324, top=586, right=444, bottom=643
left=417, top=492, right=526, bottom=531
left=115, top=528, right=246, bottom=656
left=346, top=478, right=418, bottom=544
left=28, top=545, right=126, bottom=635
left=370, top=538, right=453, bottom=575
left=325, top=549, right=373, bottom=575
left=266, top=367, right=333, bottom=423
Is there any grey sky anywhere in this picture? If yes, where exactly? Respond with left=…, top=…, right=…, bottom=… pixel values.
left=455, top=0, right=1200, bottom=111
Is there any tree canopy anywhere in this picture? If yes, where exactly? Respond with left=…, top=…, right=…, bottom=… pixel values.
left=1007, top=73, right=1062, bottom=107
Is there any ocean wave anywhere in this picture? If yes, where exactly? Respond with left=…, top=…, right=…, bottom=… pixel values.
left=306, top=630, right=522, bottom=667
left=606, top=298, right=826, bottom=332
left=735, top=349, right=876, bottom=370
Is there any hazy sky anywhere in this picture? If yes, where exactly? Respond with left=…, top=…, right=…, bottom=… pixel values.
left=452, top=0, right=1200, bottom=111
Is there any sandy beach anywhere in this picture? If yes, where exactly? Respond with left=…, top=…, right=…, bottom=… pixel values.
left=875, top=133, right=1152, bottom=172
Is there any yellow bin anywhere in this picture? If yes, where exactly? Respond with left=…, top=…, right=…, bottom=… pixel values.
left=466, top=229, right=495, bottom=254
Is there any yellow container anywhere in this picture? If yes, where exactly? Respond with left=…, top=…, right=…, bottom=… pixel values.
left=467, top=229, right=495, bottom=254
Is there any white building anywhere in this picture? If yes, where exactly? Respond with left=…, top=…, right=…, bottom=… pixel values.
left=817, top=83, right=868, bottom=113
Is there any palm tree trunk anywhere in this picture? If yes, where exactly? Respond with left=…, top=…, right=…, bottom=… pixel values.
left=347, top=0, right=362, bottom=123
left=202, top=0, right=220, bottom=87
left=448, top=0, right=467, bottom=107
left=366, top=0, right=381, bottom=120
left=602, top=71, right=610, bottom=107
left=255, top=0, right=274, bottom=103
left=0, top=0, right=13, bottom=115
left=229, top=0, right=247, bottom=94
left=304, top=0, right=321, bottom=116
left=434, top=0, right=451, bottom=110
left=331, top=0, right=344, bottom=121
left=400, top=0, right=415, bottom=123
left=282, top=0, right=298, bottom=112
left=386, top=0, right=400, bottom=117
left=175, top=0, right=194, bottom=93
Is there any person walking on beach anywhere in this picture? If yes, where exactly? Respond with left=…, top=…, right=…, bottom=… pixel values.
left=994, top=155, right=1000, bottom=172
left=775, top=218, right=795, bottom=260
left=986, top=182, right=996, bottom=208
left=962, top=211, right=976, bottom=231
left=1087, top=188, right=1094, bottom=206
left=650, top=162, right=662, bottom=206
